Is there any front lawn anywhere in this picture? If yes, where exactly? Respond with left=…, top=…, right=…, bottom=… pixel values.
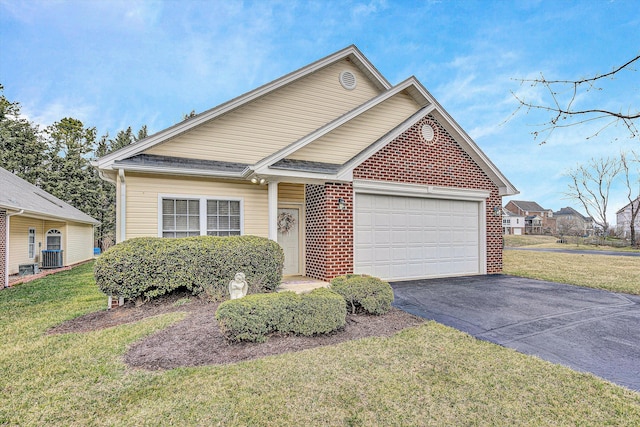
left=503, top=250, right=640, bottom=295
left=1, top=262, right=639, bottom=425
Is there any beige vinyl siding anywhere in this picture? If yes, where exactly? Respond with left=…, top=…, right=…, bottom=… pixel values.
left=278, top=183, right=305, bottom=204
left=287, top=92, right=420, bottom=164
left=145, top=60, right=382, bottom=164
left=8, top=216, right=44, bottom=275
left=65, top=223, right=94, bottom=265
left=124, top=173, right=269, bottom=239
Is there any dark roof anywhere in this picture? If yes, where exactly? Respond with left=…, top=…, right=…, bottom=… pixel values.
left=270, top=158, right=342, bottom=174
left=0, top=167, right=99, bottom=224
left=554, top=206, right=589, bottom=220
left=508, top=200, right=547, bottom=212
left=114, top=154, right=249, bottom=174
left=503, top=208, right=522, bottom=217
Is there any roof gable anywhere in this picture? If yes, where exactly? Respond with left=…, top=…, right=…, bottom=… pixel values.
left=0, top=167, right=99, bottom=224
left=94, top=45, right=389, bottom=170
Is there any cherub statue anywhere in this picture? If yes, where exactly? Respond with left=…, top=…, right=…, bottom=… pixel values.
left=229, top=272, right=248, bottom=299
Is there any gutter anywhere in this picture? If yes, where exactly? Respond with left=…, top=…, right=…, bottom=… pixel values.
left=4, top=209, right=24, bottom=288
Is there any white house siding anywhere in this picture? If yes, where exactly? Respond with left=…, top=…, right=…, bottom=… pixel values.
left=287, top=92, right=420, bottom=164
left=617, top=201, right=640, bottom=238
left=145, top=60, right=382, bottom=164
left=123, top=173, right=269, bottom=239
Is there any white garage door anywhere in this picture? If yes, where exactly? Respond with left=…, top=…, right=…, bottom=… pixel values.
left=354, top=193, right=481, bottom=280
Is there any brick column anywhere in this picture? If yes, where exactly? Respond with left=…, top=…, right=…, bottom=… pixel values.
left=305, top=183, right=354, bottom=282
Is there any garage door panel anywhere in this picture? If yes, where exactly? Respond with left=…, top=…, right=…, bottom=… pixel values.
left=355, top=193, right=481, bottom=280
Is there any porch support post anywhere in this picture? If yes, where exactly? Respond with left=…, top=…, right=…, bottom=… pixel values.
left=268, top=181, right=279, bottom=241
left=118, top=169, right=126, bottom=243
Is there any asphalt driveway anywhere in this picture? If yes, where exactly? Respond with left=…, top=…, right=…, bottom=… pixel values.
left=391, top=275, right=640, bottom=391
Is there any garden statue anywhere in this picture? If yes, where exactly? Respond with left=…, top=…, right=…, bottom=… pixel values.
left=229, top=272, right=248, bottom=299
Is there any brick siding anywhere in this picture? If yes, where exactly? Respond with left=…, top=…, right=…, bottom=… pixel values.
left=353, top=114, right=503, bottom=273
left=304, top=114, right=504, bottom=279
left=304, top=183, right=354, bottom=281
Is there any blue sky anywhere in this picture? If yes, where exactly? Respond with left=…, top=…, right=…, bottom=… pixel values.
left=1, top=0, right=639, bottom=224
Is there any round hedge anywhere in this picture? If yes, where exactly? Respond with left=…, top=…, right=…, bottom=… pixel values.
left=330, top=274, right=394, bottom=315
left=94, top=235, right=284, bottom=302
left=215, top=288, right=346, bottom=343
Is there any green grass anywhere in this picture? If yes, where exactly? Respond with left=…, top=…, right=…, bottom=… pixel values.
left=504, top=234, right=640, bottom=252
left=1, top=262, right=639, bottom=425
left=503, top=250, right=640, bottom=295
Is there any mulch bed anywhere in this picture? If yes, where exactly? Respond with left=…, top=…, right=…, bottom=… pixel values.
left=48, top=291, right=425, bottom=370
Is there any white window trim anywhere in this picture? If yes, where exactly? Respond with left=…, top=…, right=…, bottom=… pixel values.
left=46, top=229, right=62, bottom=250
left=157, top=194, right=244, bottom=237
left=28, top=228, right=36, bottom=259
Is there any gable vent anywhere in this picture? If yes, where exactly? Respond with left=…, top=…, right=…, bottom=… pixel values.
left=339, top=70, right=357, bottom=90
left=421, top=123, right=435, bottom=143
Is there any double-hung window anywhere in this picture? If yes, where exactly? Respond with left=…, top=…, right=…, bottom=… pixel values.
left=28, top=228, right=36, bottom=258
left=161, top=197, right=242, bottom=238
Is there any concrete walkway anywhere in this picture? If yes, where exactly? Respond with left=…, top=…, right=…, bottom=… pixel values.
left=278, top=276, right=329, bottom=293
left=391, top=275, right=640, bottom=391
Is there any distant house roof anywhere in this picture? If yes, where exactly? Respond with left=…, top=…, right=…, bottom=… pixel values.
left=508, top=200, right=547, bottom=212
left=502, top=208, right=523, bottom=217
left=0, top=167, right=99, bottom=225
left=553, top=206, right=590, bottom=221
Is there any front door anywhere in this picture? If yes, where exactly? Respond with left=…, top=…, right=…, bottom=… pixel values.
left=277, top=207, right=300, bottom=275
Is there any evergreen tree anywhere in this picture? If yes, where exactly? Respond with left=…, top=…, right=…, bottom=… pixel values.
left=42, top=118, right=101, bottom=218
left=0, top=84, right=47, bottom=184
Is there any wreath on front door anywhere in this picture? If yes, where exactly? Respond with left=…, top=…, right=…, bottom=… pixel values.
left=277, top=211, right=296, bottom=234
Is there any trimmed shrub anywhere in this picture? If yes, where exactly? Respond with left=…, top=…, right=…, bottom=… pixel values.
left=94, top=235, right=284, bottom=301
left=330, top=274, right=394, bottom=315
left=215, top=288, right=346, bottom=342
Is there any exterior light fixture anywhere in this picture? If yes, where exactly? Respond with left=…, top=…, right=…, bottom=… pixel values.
left=338, top=198, right=346, bottom=210
left=250, top=176, right=267, bottom=185
left=493, top=205, right=502, bottom=217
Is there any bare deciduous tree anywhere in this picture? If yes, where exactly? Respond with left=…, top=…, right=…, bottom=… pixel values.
left=565, top=157, right=622, bottom=235
left=512, top=54, right=640, bottom=144
left=620, top=151, right=640, bottom=247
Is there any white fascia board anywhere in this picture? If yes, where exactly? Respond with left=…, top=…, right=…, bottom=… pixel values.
left=259, top=169, right=349, bottom=184
left=428, top=110, right=518, bottom=197
left=254, top=78, right=429, bottom=173
left=0, top=207, right=98, bottom=225
left=353, top=180, right=491, bottom=201
left=336, top=105, right=436, bottom=181
left=113, top=164, right=251, bottom=179
left=95, top=46, right=390, bottom=170
left=403, top=78, right=518, bottom=197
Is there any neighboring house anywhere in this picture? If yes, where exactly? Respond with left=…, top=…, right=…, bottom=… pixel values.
left=504, top=200, right=556, bottom=235
left=553, top=206, right=594, bottom=237
left=93, top=45, right=518, bottom=282
left=616, top=197, right=640, bottom=239
left=502, top=208, right=525, bottom=235
left=1, top=167, right=99, bottom=287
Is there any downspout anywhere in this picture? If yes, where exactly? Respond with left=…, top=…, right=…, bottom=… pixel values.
left=4, top=209, right=24, bottom=288
left=118, top=169, right=126, bottom=243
